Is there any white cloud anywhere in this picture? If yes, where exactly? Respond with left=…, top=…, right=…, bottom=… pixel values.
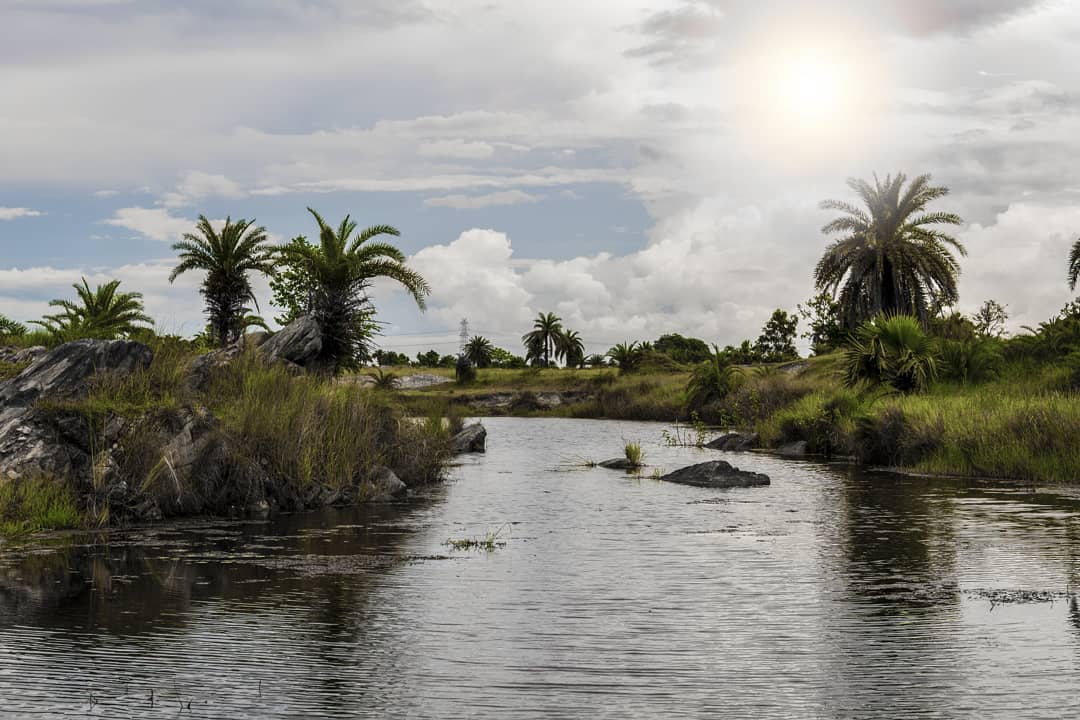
left=424, top=190, right=540, bottom=209
left=160, top=171, right=245, bottom=208
left=417, top=139, right=495, bottom=159
left=0, top=207, right=42, bottom=220
left=103, top=207, right=193, bottom=242
left=92, top=189, right=119, bottom=198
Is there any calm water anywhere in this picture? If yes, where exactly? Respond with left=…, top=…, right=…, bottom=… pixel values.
left=2, top=417, right=1080, bottom=718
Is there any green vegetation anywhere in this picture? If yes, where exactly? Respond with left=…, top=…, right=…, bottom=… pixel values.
left=170, top=215, right=275, bottom=347
left=32, top=278, right=151, bottom=342
left=446, top=524, right=510, bottom=551
left=278, top=208, right=430, bottom=372
left=623, top=440, right=644, bottom=467
left=0, top=475, right=82, bottom=537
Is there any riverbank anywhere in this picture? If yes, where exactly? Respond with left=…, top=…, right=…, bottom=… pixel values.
left=382, top=355, right=1080, bottom=484
left=0, top=337, right=456, bottom=538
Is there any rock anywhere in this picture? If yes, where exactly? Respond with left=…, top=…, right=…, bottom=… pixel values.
left=598, top=457, right=641, bottom=470
left=0, top=340, right=153, bottom=482
left=366, top=465, right=407, bottom=501
left=8, top=346, right=47, bottom=364
left=452, top=423, right=487, bottom=453
left=659, top=460, right=770, bottom=488
left=704, top=431, right=759, bottom=451
left=395, top=373, right=453, bottom=390
left=776, top=440, right=808, bottom=457
left=259, top=315, right=323, bottom=368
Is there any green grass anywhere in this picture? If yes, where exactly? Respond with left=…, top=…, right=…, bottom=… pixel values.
left=0, top=475, right=83, bottom=537
left=624, top=440, right=644, bottom=466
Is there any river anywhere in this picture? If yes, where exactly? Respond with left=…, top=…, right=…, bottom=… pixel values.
left=1, top=417, right=1079, bottom=718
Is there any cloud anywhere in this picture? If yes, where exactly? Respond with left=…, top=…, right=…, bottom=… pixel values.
left=417, top=139, right=495, bottom=160
left=103, top=207, right=193, bottom=242
left=424, top=190, right=540, bottom=209
left=160, top=171, right=245, bottom=208
left=0, top=207, right=42, bottom=220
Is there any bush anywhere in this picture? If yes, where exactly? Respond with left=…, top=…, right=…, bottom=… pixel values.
left=845, top=313, right=937, bottom=393
left=936, top=337, right=1003, bottom=384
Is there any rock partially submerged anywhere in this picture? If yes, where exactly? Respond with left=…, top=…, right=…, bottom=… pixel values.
left=598, top=457, right=641, bottom=470
left=659, top=460, right=769, bottom=488
left=452, top=423, right=486, bottom=453
left=704, top=432, right=758, bottom=451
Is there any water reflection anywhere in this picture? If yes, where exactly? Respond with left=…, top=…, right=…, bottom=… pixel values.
left=1, top=417, right=1079, bottom=719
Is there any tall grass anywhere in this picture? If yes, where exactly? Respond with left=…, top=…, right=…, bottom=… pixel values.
left=0, top=475, right=82, bottom=537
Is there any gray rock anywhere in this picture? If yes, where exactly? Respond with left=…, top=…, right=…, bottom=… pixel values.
left=598, top=457, right=641, bottom=470
left=659, top=460, right=769, bottom=488
left=704, top=431, right=759, bottom=451
left=776, top=440, right=808, bottom=457
left=396, top=373, right=452, bottom=390
left=366, top=465, right=407, bottom=501
left=452, top=423, right=487, bottom=453
left=0, top=340, right=153, bottom=482
left=8, top=346, right=47, bottom=364
left=259, top=315, right=323, bottom=368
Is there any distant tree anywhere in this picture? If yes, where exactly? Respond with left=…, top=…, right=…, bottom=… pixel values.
left=754, top=309, right=799, bottom=363
left=653, top=333, right=711, bottom=364
left=374, top=349, right=410, bottom=366
left=522, top=312, right=564, bottom=367
left=814, top=173, right=965, bottom=328
left=930, top=311, right=977, bottom=341
left=797, top=293, right=844, bottom=354
left=487, top=346, right=524, bottom=368
left=455, top=355, right=476, bottom=383
left=438, top=354, right=456, bottom=368
left=585, top=353, right=608, bottom=368
left=415, top=349, right=442, bottom=367
left=278, top=208, right=430, bottom=372
left=33, top=278, right=151, bottom=341
left=561, top=329, right=585, bottom=368
left=724, top=340, right=761, bottom=365
left=170, top=215, right=275, bottom=347
left=1070, top=235, right=1080, bottom=291
left=972, top=299, right=1009, bottom=338
left=0, top=314, right=27, bottom=338
left=464, top=335, right=495, bottom=368
left=607, top=341, right=643, bottom=373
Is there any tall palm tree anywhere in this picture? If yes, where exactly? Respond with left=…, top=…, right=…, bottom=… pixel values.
left=464, top=335, right=495, bottom=368
left=561, top=329, right=585, bottom=368
left=1069, top=236, right=1080, bottom=291
left=278, top=207, right=430, bottom=372
left=33, top=278, right=151, bottom=341
left=521, top=312, right=564, bottom=367
left=169, top=215, right=275, bottom=347
left=814, top=173, right=965, bottom=328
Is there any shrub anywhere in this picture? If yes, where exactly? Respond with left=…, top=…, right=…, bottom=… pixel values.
left=844, top=313, right=937, bottom=393
left=936, top=337, right=1003, bottom=384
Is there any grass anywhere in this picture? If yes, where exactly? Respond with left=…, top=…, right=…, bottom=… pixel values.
left=624, top=440, right=644, bottom=466
left=0, top=475, right=83, bottom=537
left=445, top=524, right=510, bottom=551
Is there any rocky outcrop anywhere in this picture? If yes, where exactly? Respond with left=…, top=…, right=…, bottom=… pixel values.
left=452, top=423, right=487, bottom=453
left=704, top=431, right=759, bottom=451
left=659, top=460, right=769, bottom=488
left=464, top=390, right=592, bottom=413
left=0, top=346, right=47, bottom=365
left=0, top=340, right=153, bottom=481
left=396, top=373, right=452, bottom=390
left=259, top=315, right=322, bottom=368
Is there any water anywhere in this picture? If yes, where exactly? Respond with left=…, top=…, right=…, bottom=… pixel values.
left=2, top=417, right=1079, bottom=718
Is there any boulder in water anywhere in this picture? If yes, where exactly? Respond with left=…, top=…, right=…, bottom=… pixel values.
left=452, top=423, right=487, bottom=453
left=659, top=460, right=769, bottom=488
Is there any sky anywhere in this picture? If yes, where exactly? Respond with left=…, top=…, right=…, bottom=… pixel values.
left=3, top=0, right=1080, bottom=357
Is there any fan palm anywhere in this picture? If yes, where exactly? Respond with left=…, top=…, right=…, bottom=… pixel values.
left=844, top=313, right=937, bottom=393
left=815, top=173, right=965, bottom=328
left=33, top=278, right=151, bottom=341
left=278, top=208, right=430, bottom=372
left=464, top=335, right=495, bottom=368
left=561, top=329, right=585, bottom=368
left=169, top=215, right=275, bottom=347
left=686, top=345, right=744, bottom=409
left=521, top=312, right=564, bottom=367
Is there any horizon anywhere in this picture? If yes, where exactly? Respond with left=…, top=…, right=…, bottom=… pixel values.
left=3, top=0, right=1080, bottom=356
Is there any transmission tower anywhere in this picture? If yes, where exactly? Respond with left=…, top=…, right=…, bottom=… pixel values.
left=459, top=318, right=469, bottom=355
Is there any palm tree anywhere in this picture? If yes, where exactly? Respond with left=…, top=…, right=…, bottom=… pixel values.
left=521, top=312, right=564, bottom=367
left=607, top=341, right=643, bottom=373
left=686, top=345, right=744, bottom=409
left=464, top=335, right=495, bottom=368
left=33, top=278, right=151, bottom=341
left=169, top=215, right=275, bottom=347
left=844, top=313, right=937, bottom=393
left=1069, top=237, right=1080, bottom=291
left=561, top=329, right=585, bottom=368
left=278, top=208, right=430, bottom=372
left=814, top=173, right=965, bottom=328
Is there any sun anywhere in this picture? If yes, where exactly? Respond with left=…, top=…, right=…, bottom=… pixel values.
left=778, top=56, right=844, bottom=121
